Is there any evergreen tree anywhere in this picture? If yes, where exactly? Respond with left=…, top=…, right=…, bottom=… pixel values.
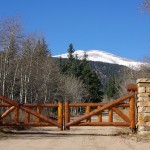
left=105, top=77, right=120, bottom=100
left=79, top=52, right=103, bottom=102
left=67, top=43, right=75, bottom=61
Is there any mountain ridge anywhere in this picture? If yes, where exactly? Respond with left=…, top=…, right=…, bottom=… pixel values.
left=53, top=50, right=144, bottom=69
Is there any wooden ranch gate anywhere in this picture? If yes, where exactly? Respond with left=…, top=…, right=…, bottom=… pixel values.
left=64, top=84, right=137, bottom=131
left=0, top=84, right=137, bottom=131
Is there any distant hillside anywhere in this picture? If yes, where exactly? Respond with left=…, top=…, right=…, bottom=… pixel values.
left=89, top=61, right=125, bottom=79
left=53, top=57, right=130, bottom=85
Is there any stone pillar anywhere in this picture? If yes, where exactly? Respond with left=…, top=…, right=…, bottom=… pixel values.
left=137, top=78, right=150, bottom=134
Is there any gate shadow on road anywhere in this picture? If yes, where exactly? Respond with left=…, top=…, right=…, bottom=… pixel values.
left=1, top=130, right=130, bottom=140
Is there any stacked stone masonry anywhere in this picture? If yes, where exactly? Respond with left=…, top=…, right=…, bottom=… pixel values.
left=137, top=78, right=150, bottom=134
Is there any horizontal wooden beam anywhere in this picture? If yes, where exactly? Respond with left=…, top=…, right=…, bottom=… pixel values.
left=69, top=103, right=129, bottom=107
left=0, top=122, right=52, bottom=126
left=0, top=103, right=58, bottom=107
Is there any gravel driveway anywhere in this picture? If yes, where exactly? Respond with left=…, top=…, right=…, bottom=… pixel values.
left=0, top=126, right=150, bottom=150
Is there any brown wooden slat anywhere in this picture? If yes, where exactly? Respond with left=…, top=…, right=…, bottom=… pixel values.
left=108, top=108, right=113, bottom=122
left=36, top=106, right=41, bottom=122
left=97, top=106, right=102, bottom=122
left=14, top=108, right=19, bottom=123
left=25, top=108, right=30, bottom=123
left=86, top=106, right=91, bottom=122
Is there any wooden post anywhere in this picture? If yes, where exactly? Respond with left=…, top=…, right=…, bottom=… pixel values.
left=129, top=97, right=136, bottom=132
left=25, top=108, right=30, bottom=123
left=65, top=101, right=70, bottom=130
left=15, top=108, right=19, bottom=123
left=97, top=106, right=102, bottom=122
left=36, top=106, right=41, bottom=122
left=86, top=106, right=91, bottom=122
left=58, top=101, right=63, bottom=131
left=108, top=108, right=113, bottom=122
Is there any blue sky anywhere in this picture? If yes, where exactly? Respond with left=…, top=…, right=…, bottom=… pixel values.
left=0, top=0, right=150, bottom=61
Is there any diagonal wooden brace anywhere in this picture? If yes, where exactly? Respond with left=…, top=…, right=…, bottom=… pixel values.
left=1, top=106, right=16, bottom=119
left=112, top=107, right=130, bottom=123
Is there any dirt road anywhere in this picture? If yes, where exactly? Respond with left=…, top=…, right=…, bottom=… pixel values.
left=0, top=126, right=150, bottom=150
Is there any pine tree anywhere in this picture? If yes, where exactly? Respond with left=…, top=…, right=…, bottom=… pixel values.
left=105, top=77, right=120, bottom=100
left=79, top=52, right=103, bottom=102
left=67, top=43, right=75, bottom=61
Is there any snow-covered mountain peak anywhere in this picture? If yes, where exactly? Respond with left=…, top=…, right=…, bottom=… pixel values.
left=53, top=50, right=144, bottom=69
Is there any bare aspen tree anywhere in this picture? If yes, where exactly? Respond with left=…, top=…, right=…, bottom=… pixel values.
left=0, top=17, right=23, bottom=99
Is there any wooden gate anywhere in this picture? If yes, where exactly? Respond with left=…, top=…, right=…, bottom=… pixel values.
left=0, top=96, right=63, bottom=130
left=64, top=85, right=137, bottom=131
left=0, top=84, right=137, bottom=131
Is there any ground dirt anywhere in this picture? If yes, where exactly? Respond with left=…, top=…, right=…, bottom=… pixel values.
left=0, top=126, right=150, bottom=150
